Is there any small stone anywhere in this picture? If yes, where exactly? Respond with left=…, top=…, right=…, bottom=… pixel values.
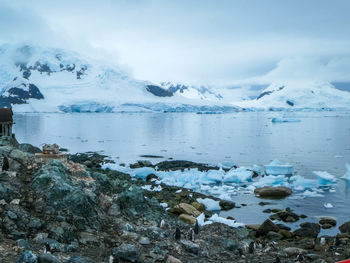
left=266, top=231, right=282, bottom=240
left=321, top=223, right=332, bottom=229
left=180, top=239, right=200, bottom=254
left=219, top=200, right=235, bottom=210
left=16, top=251, right=38, bottom=263
left=112, top=243, right=140, bottom=262
left=38, top=254, right=62, bottom=263
left=166, top=255, right=183, bottom=263
left=17, top=239, right=31, bottom=249
left=319, top=217, right=336, bottom=226
left=139, top=237, right=150, bottom=245
left=263, top=209, right=272, bottom=213
left=7, top=210, right=17, bottom=219
left=284, top=247, right=307, bottom=256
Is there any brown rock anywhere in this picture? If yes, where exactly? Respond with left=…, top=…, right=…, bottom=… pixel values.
left=254, top=186, right=292, bottom=198
left=256, top=219, right=280, bottom=236
left=191, top=201, right=205, bottom=212
left=167, top=255, right=183, bottom=263
left=169, top=203, right=201, bottom=217
left=179, top=214, right=196, bottom=224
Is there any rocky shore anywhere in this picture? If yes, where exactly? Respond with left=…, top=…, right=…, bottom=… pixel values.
left=0, top=137, right=350, bottom=262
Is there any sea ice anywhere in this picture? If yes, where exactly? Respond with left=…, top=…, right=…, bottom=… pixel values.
left=290, top=175, right=318, bottom=191
left=264, top=160, right=293, bottom=175
left=197, top=198, right=221, bottom=211
left=205, top=169, right=225, bottom=183
left=223, top=167, right=253, bottom=183
left=253, top=175, right=289, bottom=188
left=196, top=213, right=244, bottom=228
left=341, top=163, right=350, bottom=180
left=133, top=167, right=157, bottom=180
left=313, top=171, right=336, bottom=185
left=324, top=202, right=334, bottom=208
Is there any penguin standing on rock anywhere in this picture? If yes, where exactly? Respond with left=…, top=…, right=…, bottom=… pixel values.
left=248, top=241, right=255, bottom=254
left=159, top=219, right=165, bottom=228
left=186, top=228, right=195, bottom=241
left=175, top=227, right=181, bottom=240
left=274, top=256, right=281, bottom=263
left=296, top=254, right=304, bottom=262
left=109, top=255, right=119, bottom=263
left=194, top=220, right=199, bottom=235
left=44, top=243, right=51, bottom=254
left=2, top=157, right=9, bottom=171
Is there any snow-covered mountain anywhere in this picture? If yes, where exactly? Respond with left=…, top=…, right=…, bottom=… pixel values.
left=0, top=44, right=349, bottom=113
left=235, top=82, right=350, bottom=111
left=0, top=44, right=240, bottom=113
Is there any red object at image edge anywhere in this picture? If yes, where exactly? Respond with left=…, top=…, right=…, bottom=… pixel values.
left=336, top=260, right=350, bottom=263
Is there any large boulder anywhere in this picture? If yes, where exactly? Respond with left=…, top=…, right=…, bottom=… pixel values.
left=118, top=186, right=145, bottom=215
left=179, top=214, right=196, bottom=224
left=38, top=254, right=62, bottom=263
left=339, top=221, right=350, bottom=234
left=112, top=243, right=140, bottom=262
left=256, top=219, right=279, bottom=236
left=169, top=203, right=201, bottom=217
left=16, top=251, right=37, bottom=263
left=293, top=222, right=320, bottom=238
left=254, top=186, right=292, bottom=198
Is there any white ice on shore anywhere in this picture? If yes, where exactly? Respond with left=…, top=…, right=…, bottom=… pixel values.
left=313, top=171, right=337, bottom=185
left=141, top=185, right=162, bottom=192
left=264, top=160, right=293, bottom=175
left=223, top=167, right=253, bottom=183
left=196, top=198, right=221, bottom=211
left=341, top=163, right=350, bottom=180
left=196, top=213, right=244, bottom=228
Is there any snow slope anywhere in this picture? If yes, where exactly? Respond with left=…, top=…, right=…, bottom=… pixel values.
left=0, top=44, right=240, bottom=113
left=235, top=82, right=350, bottom=111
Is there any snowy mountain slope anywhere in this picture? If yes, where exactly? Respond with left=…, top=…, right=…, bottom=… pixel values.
left=0, top=44, right=240, bottom=113
left=235, top=82, right=350, bottom=111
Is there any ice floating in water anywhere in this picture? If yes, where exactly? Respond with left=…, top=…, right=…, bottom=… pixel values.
left=218, top=161, right=236, bottom=169
left=197, top=198, right=221, bottom=211
left=253, top=175, right=289, bottom=188
left=196, top=213, right=244, bottom=228
left=341, top=163, right=350, bottom=180
left=300, top=190, right=324, bottom=198
left=290, top=175, right=318, bottom=191
left=271, top=118, right=301, bottom=123
left=324, top=202, right=334, bottom=208
left=264, top=160, right=293, bottom=175
left=205, top=169, right=225, bottom=183
left=223, top=167, right=253, bottom=183
left=313, top=171, right=336, bottom=185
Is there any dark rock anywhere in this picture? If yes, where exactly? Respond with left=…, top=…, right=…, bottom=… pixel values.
left=219, top=200, right=235, bottom=210
left=276, top=224, right=291, bottom=231
left=155, top=160, right=217, bottom=172
left=146, top=173, right=158, bottom=181
left=254, top=186, right=292, bottom=198
left=267, top=231, right=283, bottom=240
left=67, top=255, right=94, bottom=263
left=339, top=222, right=350, bottom=234
left=38, top=254, right=62, bottom=263
left=294, top=223, right=320, bottom=238
left=16, top=251, right=37, bottom=263
left=146, top=85, right=173, bottom=97
left=256, top=219, right=279, bottom=236
left=118, top=186, right=145, bottom=215
left=180, top=239, right=200, bottom=254
left=319, top=217, right=336, bottom=227
left=18, top=143, right=41, bottom=154
left=112, top=243, right=140, bottom=262
left=17, top=239, right=31, bottom=249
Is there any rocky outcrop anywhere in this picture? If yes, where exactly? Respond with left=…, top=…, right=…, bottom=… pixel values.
left=254, top=186, right=292, bottom=198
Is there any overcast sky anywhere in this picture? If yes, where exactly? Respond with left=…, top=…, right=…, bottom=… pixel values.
left=1, top=0, right=350, bottom=85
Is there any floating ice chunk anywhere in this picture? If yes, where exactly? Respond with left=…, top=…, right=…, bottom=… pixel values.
left=313, top=171, right=336, bottom=185
left=271, top=118, right=301, bottom=123
left=290, top=175, right=318, bottom=191
left=218, top=161, right=236, bottom=169
left=341, top=163, right=350, bottom=180
left=205, top=169, right=225, bottom=183
left=223, top=167, right=253, bottom=183
left=334, top=155, right=343, bottom=158
left=160, top=203, right=168, bottom=208
left=197, top=198, right=221, bottom=211
left=251, top=164, right=262, bottom=176
left=134, top=167, right=157, bottom=180
left=208, top=214, right=245, bottom=228
left=218, top=193, right=232, bottom=201
left=253, top=175, right=289, bottom=188
left=324, top=202, right=333, bottom=208
left=264, top=160, right=293, bottom=175
left=301, top=190, right=324, bottom=198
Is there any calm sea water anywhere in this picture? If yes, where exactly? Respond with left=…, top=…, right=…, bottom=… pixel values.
left=13, top=111, right=350, bottom=233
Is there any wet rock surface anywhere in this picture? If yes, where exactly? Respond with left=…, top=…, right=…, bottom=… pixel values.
left=0, top=141, right=349, bottom=262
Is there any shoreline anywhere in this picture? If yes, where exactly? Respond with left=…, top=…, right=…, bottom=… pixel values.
left=0, top=139, right=349, bottom=262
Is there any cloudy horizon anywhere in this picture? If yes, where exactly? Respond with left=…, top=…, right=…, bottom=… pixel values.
left=1, top=0, right=350, bottom=86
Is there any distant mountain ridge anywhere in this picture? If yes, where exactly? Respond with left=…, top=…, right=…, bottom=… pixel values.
left=0, top=44, right=349, bottom=112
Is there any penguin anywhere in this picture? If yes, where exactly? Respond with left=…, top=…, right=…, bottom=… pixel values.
left=159, top=219, right=165, bottom=228
left=187, top=228, right=194, bottom=241
left=296, top=254, right=304, bottom=262
left=44, top=243, right=51, bottom=254
left=175, top=227, right=181, bottom=240
left=274, top=256, right=281, bottom=263
left=109, top=255, right=119, bottom=263
left=248, top=241, right=255, bottom=254
left=2, top=156, right=9, bottom=171
left=194, top=220, right=199, bottom=235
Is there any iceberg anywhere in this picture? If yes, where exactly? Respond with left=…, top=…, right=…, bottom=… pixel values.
left=313, top=171, right=336, bottom=185
left=290, top=175, right=318, bottom=191
left=253, top=175, right=289, bottom=188
left=223, top=167, right=253, bottom=183
left=341, top=163, right=350, bottom=180
left=205, top=169, right=225, bottom=183
left=133, top=167, right=157, bottom=180
left=264, top=160, right=293, bottom=175
left=196, top=198, right=221, bottom=211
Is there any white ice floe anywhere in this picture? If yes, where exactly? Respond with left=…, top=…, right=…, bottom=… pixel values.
left=324, top=202, right=334, bottom=208
left=264, top=160, right=293, bottom=175
left=223, top=167, right=253, bottom=183
left=196, top=213, right=244, bottom=228
left=313, top=171, right=336, bottom=185
left=196, top=198, right=221, bottom=211
left=299, top=190, right=324, bottom=198
left=253, top=175, right=289, bottom=188
left=271, top=118, right=301, bottom=123
left=341, top=163, right=350, bottom=180
left=205, top=169, right=225, bottom=183
left=290, top=175, right=318, bottom=191
left=134, top=167, right=157, bottom=180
